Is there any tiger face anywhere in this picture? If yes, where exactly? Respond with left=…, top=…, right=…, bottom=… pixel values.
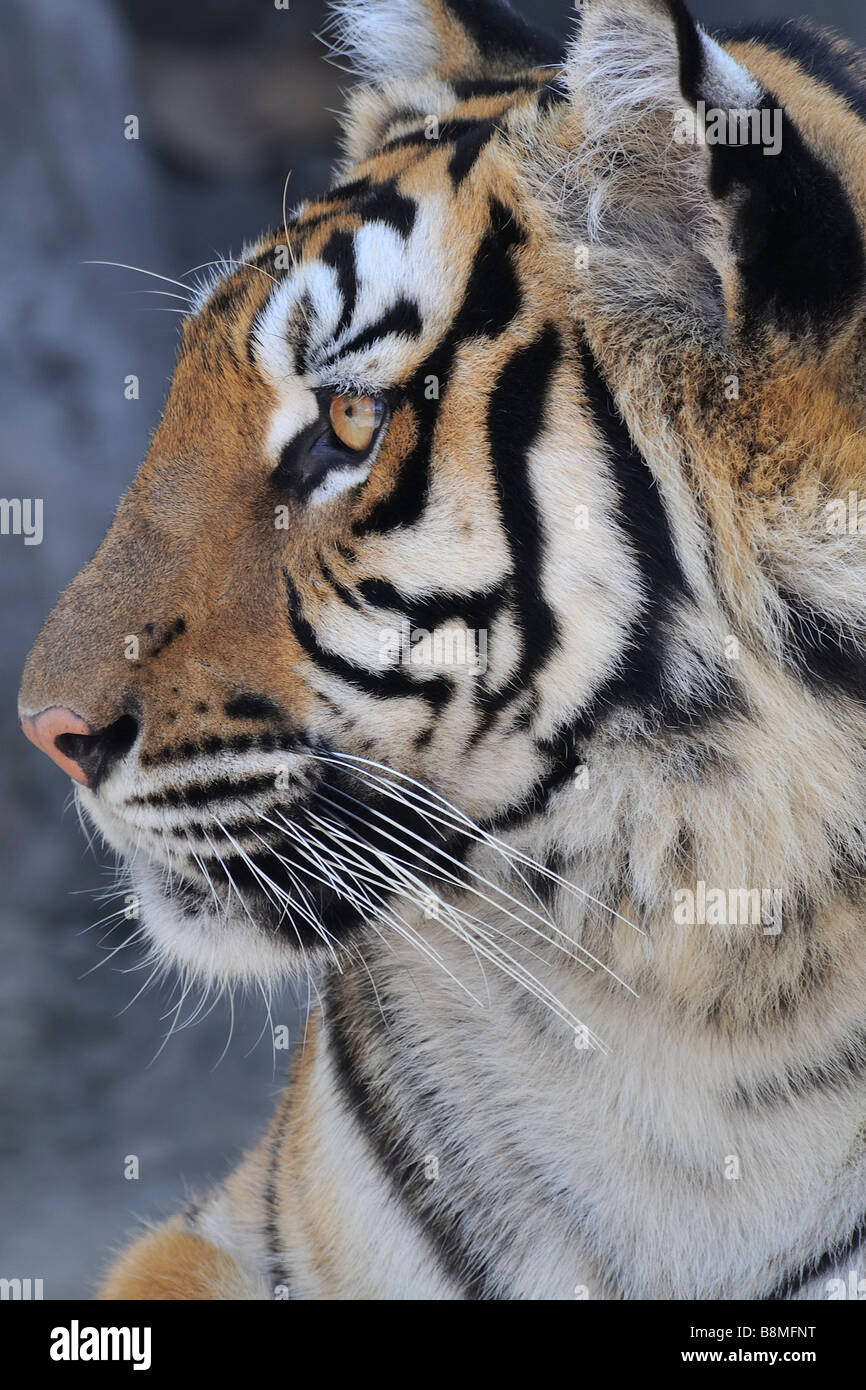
left=19, top=0, right=866, bottom=990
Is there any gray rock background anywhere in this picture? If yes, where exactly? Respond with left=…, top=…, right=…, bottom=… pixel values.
left=1, top=0, right=864, bottom=1300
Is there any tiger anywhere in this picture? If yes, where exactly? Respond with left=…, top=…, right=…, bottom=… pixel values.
left=17, top=0, right=866, bottom=1300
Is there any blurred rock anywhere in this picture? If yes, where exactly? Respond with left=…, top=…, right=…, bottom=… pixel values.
left=0, top=0, right=321, bottom=1299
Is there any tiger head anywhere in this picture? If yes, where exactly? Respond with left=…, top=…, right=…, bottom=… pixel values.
left=19, top=0, right=866, bottom=993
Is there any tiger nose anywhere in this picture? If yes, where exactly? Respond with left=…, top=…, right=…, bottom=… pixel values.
left=20, top=706, right=138, bottom=788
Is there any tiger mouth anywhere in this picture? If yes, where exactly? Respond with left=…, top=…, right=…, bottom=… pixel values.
left=79, top=751, right=472, bottom=974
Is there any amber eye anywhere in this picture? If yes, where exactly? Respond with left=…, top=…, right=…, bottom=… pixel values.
left=328, top=394, right=379, bottom=452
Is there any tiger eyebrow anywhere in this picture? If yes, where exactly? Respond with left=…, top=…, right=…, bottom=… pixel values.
left=316, top=297, right=424, bottom=369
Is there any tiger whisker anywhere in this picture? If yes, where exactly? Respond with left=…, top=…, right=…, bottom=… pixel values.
left=242, top=824, right=327, bottom=934
left=214, top=816, right=297, bottom=930
left=267, top=810, right=487, bottom=1006
left=317, top=750, right=647, bottom=937
left=316, top=822, right=558, bottom=996
left=266, top=819, right=440, bottom=989
left=199, top=827, right=254, bottom=922
left=302, top=804, right=585, bottom=1031
left=212, top=989, right=236, bottom=1072
left=183, top=256, right=280, bottom=287
left=83, top=260, right=197, bottom=293
left=188, top=847, right=225, bottom=919
left=79, top=926, right=147, bottom=978
left=244, top=813, right=348, bottom=964
left=316, top=756, right=572, bottom=946
left=124, top=289, right=197, bottom=305
left=312, top=779, right=604, bottom=976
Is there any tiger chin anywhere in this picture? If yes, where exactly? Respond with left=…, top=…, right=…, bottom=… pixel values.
left=19, top=0, right=866, bottom=1299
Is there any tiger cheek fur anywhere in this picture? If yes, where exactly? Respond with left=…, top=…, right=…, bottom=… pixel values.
left=18, top=0, right=866, bottom=1298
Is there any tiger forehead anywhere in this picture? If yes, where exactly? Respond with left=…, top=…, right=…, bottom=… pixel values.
left=349, top=67, right=560, bottom=159
left=185, top=70, right=558, bottom=340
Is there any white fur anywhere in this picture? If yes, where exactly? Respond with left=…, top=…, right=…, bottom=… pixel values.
left=323, top=0, right=443, bottom=81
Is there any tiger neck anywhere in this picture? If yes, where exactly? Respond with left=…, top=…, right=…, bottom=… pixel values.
left=503, top=706, right=866, bottom=1038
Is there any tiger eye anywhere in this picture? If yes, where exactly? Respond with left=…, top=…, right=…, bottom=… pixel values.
left=329, top=394, right=378, bottom=451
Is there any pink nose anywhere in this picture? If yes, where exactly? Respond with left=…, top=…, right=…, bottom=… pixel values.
left=20, top=706, right=93, bottom=785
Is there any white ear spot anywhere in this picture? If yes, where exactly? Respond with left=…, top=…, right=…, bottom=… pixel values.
left=324, top=0, right=442, bottom=82
left=698, top=32, right=762, bottom=111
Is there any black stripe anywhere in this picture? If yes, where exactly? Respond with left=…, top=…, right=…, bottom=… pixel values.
left=764, top=1212, right=866, bottom=1301
left=309, top=176, right=415, bottom=235
left=472, top=325, right=561, bottom=735
left=379, top=115, right=483, bottom=154
left=357, top=577, right=505, bottom=634
left=130, top=773, right=279, bottom=810
left=668, top=0, right=705, bottom=105
left=456, top=196, right=524, bottom=337
left=451, top=75, right=543, bottom=101
left=441, top=0, right=561, bottom=68
left=379, top=104, right=425, bottom=138
left=378, top=116, right=497, bottom=186
left=264, top=1092, right=296, bottom=1296
left=224, top=692, right=285, bottom=722
left=779, top=588, right=866, bottom=700
left=535, top=82, right=568, bottom=115
left=484, top=339, right=741, bottom=825
left=284, top=569, right=453, bottom=709
left=250, top=178, right=417, bottom=363
left=448, top=120, right=497, bottom=185
left=573, top=335, right=743, bottom=734
left=575, top=335, right=698, bottom=724
left=706, top=96, right=865, bottom=341
left=580, top=335, right=689, bottom=612
left=183, top=811, right=298, bottom=842
left=319, top=554, right=364, bottom=612
left=318, top=297, right=422, bottom=366
left=354, top=198, right=524, bottom=537
left=140, top=730, right=301, bottom=768
left=358, top=178, right=417, bottom=238
left=319, top=229, right=359, bottom=340
left=483, top=719, right=585, bottom=836
left=325, top=982, right=502, bottom=1299
left=731, top=1023, right=866, bottom=1111
left=240, top=235, right=292, bottom=274
left=315, top=175, right=372, bottom=206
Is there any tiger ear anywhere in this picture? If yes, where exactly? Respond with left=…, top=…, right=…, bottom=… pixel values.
left=324, top=0, right=559, bottom=83
left=557, top=0, right=864, bottom=344
left=569, top=0, right=763, bottom=119
left=556, top=0, right=763, bottom=332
